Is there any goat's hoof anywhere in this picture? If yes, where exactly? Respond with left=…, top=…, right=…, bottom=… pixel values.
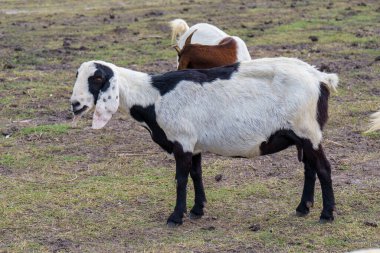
left=319, top=209, right=334, bottom=223
left=167, top=212, right=183, bottom=227
left=167, top=221, right=181, bottom=228
left=295, top=201, right=313, bottom=216
left=189, top=212, right=203, bottom=220
left=319, top=213, right=334, bottom=224
left=295, top=207, right=310, bottom=217
left=296, top=211, right=309, bottom=217
left=319, top=217, right=334, bottom=224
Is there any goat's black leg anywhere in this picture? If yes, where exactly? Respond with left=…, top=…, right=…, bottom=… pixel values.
left=315, top=145, right=335, bottom=223
left=189, top=153, right=207, bottom=219
left=167, top=143, right=192, bottom=227
left=296, top=161, right=316, bottom=216
left=303, top=142, right=335, bottom=222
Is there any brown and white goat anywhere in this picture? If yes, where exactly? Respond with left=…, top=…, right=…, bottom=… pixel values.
left=170, top=19, right=251, bottom=68
left=174, top=30, right=239, bottom=70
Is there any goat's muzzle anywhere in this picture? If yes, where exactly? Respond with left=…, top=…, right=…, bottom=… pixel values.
left=72, top=104, right=88, bottom=116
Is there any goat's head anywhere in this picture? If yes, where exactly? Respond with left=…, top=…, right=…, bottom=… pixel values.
left=70, top=61, right=120, bottom=129
left=173, top=29, right=197, bottom=57
left=173, top=29, right=198, bottom=70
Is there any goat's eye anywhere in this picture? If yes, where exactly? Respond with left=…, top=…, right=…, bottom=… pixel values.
left=94, top=76, right=103, bottom=82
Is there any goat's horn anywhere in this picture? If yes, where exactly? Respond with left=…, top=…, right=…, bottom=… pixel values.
left=172, top=45, right=181, bottom=54
left=184, top=29, right=197, bottom=46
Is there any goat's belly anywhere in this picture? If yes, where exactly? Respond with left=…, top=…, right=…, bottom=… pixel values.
left=195, top=139, right=262, bottom=158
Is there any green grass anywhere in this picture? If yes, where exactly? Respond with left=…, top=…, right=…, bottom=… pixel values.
left=19, top=124, right=69, bottom=135
left=1, top=0, right=380, bottom=252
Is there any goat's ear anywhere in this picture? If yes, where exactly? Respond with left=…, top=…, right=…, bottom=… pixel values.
left=92, top=75, right=120, bottom=129
left=173, top=45, right=181, bottom=54
left=184, top=29, right=197, bottom=46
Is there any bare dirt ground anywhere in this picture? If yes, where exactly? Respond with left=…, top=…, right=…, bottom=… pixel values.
left=1, top=0, right=379, bottom=252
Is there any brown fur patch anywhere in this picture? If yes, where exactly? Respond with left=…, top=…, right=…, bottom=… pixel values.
left=177, top=36, right=238, bottom=70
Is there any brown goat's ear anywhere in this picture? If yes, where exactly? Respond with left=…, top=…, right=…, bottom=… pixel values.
left=173, top=45, right=181, bottom=54
left=184, top=29, right=197, bottom=46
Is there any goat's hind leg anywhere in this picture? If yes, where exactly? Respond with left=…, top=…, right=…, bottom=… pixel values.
left=296, top=160, right=316, bottom=216
left=189, top=153, right=207, bottom=219
left=316, top=145, right=335, bottom=223
left=259, top=130, right=319, bottom=218
left=302, top=142, right=335, bottom=222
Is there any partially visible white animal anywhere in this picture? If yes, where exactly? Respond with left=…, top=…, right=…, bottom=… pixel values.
left=366, top=110, right=380, bottom=132
left=348, top=249, right=380, bottom=253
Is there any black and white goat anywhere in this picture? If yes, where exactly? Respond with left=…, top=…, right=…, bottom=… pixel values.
left=70, top=58, right=339, bottom=226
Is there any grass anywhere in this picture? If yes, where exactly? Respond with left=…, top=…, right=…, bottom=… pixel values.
left=19, top=124, right=69, bottom=135
left=1, top=0, right=380, bottom=252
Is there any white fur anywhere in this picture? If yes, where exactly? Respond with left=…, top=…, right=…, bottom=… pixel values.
left=366, top=110, right=380, bottom=132
left=169, top=19, right=189, bottom=43
left=72, top=57, right=338, bottom=156
left=348, top=249, right=380, bottom=253
left=170, top=19, right=251, bottom=63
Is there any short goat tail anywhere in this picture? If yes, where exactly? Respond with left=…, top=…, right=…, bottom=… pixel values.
left=320, top=72, right=339, bottom=93
left=365, top=110, right=380, bottom=133
left=169, top=19, right=189, bottom=43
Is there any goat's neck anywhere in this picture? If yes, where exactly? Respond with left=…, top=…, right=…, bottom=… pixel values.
left=116, top=66, right=160, bottom=109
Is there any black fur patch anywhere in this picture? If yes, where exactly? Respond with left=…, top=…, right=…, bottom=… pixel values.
left=129, top=104, right=174, bottom=153
left=151, top=63, right=240, bottom=95
left=317, top=82, right=330, bottom=130
left=88, top=63, right=114, bottom=104
left=259, top=129, right=303, bottom=156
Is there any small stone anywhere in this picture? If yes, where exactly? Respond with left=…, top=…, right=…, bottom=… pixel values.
left=3, top=63, right=15, bottom=69
left=309, top=36, right=319, bottom=42
left=351, top=42, right=358, bottom=47
left=319, top=63, right=331, bottom=72
left=249, top=224, right=260, bottom=232
left=201, top=226, right=215, bottom=231
left=63, top=40, right=71, bottom=48
left=364, top=221, right=378, bottom=227
left=215, top=174, right=223, bottom=182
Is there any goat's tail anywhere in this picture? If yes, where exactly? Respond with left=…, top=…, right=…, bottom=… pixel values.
left=169, top=19, right=189, bottom=43
left=365, top=110, right=380, bottom=133
left=320, top=72, right=339, bottom=93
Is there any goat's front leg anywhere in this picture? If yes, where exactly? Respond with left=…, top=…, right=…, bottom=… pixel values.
left=189, top=153, right=207, bottom=219
left=167, top=143, right=192, bottom=227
